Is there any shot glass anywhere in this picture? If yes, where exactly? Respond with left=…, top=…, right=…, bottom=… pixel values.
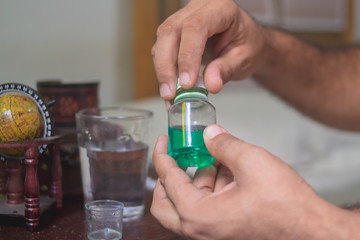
left=76, top=107, right=153, bottom=221
left=85, top=200, right=124, bottom=240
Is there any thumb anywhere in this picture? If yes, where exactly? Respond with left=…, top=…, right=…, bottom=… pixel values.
left=203, top=124, right=255, bottom=177
left=203, top=46, right=259, bottom=94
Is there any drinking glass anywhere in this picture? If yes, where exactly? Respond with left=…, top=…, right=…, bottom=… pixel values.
left=76, top=107, right=153, bottom=221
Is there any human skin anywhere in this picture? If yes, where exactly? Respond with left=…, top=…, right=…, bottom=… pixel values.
left=151, top=124, right=360, bottom=240
left=152, top=0, right=360, bottom=130
left=151, top=0, right=360, bottom=239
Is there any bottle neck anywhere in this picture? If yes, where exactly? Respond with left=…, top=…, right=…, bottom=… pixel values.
left=174, top=86, right=208, bottom=103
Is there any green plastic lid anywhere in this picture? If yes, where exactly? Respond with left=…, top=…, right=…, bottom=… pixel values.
left=174, top=77, right=208, bottom=102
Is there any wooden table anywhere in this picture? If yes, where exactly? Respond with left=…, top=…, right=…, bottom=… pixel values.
left=0, top=190, right=181, bottom=239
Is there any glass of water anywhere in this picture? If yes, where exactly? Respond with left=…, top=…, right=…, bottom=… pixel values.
left=85, top=200, right=124, bottom=240
left=76, top=107, right=153, bottom=221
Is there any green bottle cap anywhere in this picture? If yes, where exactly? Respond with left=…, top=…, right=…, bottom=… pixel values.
left=174, top=77, right=208, bottom=102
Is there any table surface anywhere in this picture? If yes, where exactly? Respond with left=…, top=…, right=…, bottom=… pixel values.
left=0, top=190, right=181, bottom=240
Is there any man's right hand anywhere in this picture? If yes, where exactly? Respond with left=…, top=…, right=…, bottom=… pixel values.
left=152, top=0, right=266, bottom=102
left=151, top=124, right=360, bottom=239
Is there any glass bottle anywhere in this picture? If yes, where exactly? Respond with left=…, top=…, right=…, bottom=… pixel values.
left=168, top=77, right=216, bottom=168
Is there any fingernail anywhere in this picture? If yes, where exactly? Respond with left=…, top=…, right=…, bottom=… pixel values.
left=179, top=72, right=191, bottom=87
left=204, top=124, right=226, bottom=139
left=160, top=83, right=171, bottom=98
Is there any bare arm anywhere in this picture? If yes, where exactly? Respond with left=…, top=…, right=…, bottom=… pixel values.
left=151, top=124, right=360, bottom=239
left=151, top=2, right=360, bottom=238
left=153, top=0, right=360, bottom=130
left=255, top=29, right=360, bottom=130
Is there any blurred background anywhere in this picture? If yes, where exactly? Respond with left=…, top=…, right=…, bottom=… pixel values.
left=1, top=0, right=359, bottom=105
left=1, top=0, right=360, bottom=206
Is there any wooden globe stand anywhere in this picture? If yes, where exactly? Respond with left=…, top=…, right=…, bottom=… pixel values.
left=0, top=136, right=62, bottom=232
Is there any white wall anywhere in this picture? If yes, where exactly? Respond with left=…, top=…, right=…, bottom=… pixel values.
left=0, top=0, right=133, bottom=106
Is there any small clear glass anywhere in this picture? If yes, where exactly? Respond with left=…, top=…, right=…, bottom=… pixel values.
left=85, top=200, right=124, bottom=240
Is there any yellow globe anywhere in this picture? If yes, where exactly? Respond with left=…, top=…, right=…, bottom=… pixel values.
left=0, top=93, right=44, bottom=156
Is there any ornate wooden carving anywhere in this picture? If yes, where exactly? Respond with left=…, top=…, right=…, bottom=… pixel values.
left=0, top=136, right=62, bottom=232
left=0, top=160, right=7, bottom=194
left=49, top=141, right=62, bottom=209
left=6, top=159, right=23, bottom=204
left=24, top=146, right=40, bottom=232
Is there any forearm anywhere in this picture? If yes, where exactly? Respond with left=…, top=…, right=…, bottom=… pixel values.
left=298, top=200, right=360, bottom=240
left=270, top=196, right=360, bottom=240
left=254, top=28, right=360, bottom=131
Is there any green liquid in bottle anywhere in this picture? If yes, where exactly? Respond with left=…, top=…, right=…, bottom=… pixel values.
left=168, top=125, right=214, bottom=168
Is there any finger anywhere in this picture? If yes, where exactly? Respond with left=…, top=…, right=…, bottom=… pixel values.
left=204, top=46, right=258, bottom=90
left=203, top=63, right=223, bottom=94
left=192, top=165, right=217, bottom=193
left=203, top=124, right=250, bottom=178
left=205, top=124, right=294, bottom=189
left=153, top=3, right=204, bottom=100
left=151, top=179, right=181, bottom=233
left=164, top=100, right=173, bottom=111
left=203, top=47, right=247, bottom=94
left=153, top=135, right=201, bottom=209
left=214, top=165, right=234, bottom=192
left=178, top=3, right=238, bottom=89
left=152, top=26, right=179, bottom=100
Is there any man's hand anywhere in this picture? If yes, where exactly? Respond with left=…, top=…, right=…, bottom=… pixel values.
left=151, top=124, right=359, bottom=239
left=152, top=0, right=265, bottom=102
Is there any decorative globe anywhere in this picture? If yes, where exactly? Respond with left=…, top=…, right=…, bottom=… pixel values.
left=0, top=93, right=44, bottom=156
